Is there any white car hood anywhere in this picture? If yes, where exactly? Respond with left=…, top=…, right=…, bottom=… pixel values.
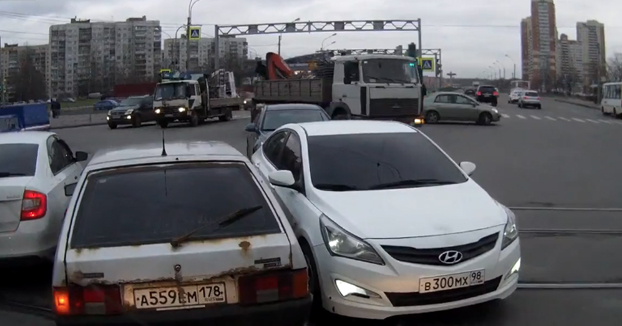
left=312, top=180, right=506, bottom=239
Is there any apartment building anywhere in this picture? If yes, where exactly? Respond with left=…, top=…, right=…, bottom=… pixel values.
left=520, top=17, right=533, bottom=81
left=528, top=0, right=557, bottom=91
left=163, top=35, right=248, bottom=71
left=555, top=34, right=583, bottom=91
left=576, top=20, right=606, bottom=87
left=48, top=16, right=162, bottom=98
left=0, top=43, right=49, bottom=101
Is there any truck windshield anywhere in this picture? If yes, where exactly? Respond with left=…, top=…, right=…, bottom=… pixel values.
left=361, top=59, right=417, bottom=84
left=154, top=83, right=186, bottom=100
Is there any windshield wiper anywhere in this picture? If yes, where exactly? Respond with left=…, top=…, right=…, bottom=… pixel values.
left=366, top=75, right=409, bottom=84
left=170, top=205, right=263, bottom=248
left=314, top=183, right=359, bottom=191
left=369, top=179, right=457, bottom=190
left=0, top=172, right=27, bottom=178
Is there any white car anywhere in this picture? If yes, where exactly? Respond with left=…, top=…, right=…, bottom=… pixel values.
left=0, top=131, right=87, bottom=262
left=508, top=89, right=523, bottom=103
left=251, top=120, right=520, bottom=320
left=52, top=141, right=311, bottom=326
left=518, top=90, right=542, bottom=109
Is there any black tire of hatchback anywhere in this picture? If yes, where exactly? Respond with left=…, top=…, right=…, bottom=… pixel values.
left=537, top=105, right=542, bottom=110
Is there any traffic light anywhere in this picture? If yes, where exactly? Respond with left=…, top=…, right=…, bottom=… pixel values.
left=407, top=43, right=417, bottom=59
left=435, top=59, right=442, bottom=76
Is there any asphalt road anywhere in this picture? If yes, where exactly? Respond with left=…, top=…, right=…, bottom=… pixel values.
left=2, top=96, right=622, bottom=325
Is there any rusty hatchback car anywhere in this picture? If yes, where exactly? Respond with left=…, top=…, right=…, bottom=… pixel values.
left=51, top=141, right=311, bottom=326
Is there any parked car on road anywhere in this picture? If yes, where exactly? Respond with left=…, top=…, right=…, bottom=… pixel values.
left=0, top=131, right=88, bottom=262
left=52, top=141, right=311, bottom=326
left=251, top=120, right=520, bottom=320
left=423, top=92, right=501, bottom=125
left=106, top=95, right=155, bottom=129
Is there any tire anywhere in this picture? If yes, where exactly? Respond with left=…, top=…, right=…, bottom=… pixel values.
left=332, top=111, right=349, bottom=120
left=158, top=120, right=168, bottom=128
left=478, top=112, right=493, bottom=125
left=190, top=112, right=199, bottom=127
left=299, top=239, right=324, bottom=315
left=518, top=103, right=522, bottom=108
left=614, top=108, right=618, bottom=119
left=107, top=122, right=117, bottom=129
left=537, top=105, right=542, bottom=110
left=425, top=110, right=440, bottom=123
left=219, top=108, right=233, bottom=122
left=602, top=107, right=606, bottom=115
left=132, top=115, right=142, bottom=128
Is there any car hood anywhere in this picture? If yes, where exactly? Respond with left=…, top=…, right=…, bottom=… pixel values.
left=311, top=179, right=507, bottom=239
left=110, top=105, right=138, bottom=112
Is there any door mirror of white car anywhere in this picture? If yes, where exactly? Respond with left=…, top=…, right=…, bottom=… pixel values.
left=65, top=183, right=78, bottom=197
left=75, top=151, right=88, bottom=162
left=268, top=170, right=296, bottom=187
left=460, top=161, right=476, bottom=176
left=245, top=123, right=257, bottom=132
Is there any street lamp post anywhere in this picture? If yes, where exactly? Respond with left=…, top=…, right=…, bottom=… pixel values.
left=505, top=54, right=516, bottom=79
left=186, top=0, right=201, bottom=71
left=495, top=60, right=506, bottom=79
left=174, top=25, right=187, bottom=71
left=489, top=66, right=496, bottom=80
left=278, top=18, right=300, bottom=55
left=320, top=33, right=337, bottom=50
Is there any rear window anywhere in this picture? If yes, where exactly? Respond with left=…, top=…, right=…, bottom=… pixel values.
left=525, top=92, right=538, bottom=97
left=261, top=109, right=328, bottom=131
left=70, top=163, right=281, bottom=248
left=479, top=86, right=496, bottom=92
left=0, top=143, right=39, bottom=177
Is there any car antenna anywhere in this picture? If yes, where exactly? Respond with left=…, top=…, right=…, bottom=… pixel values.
left=161, top=129, right=167, bottom=156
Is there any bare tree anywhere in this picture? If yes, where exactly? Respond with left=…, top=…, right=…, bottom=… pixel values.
left=12, top=48, right=46, bottom=101
left=607, top=53, right=622, bottom=82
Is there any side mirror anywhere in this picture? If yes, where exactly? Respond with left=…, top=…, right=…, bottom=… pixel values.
left=245, top=123, right=257, bottom=132
left=268, top=170, right=296, bottom=188
left=64, top=183, right=77, bottom=197
left=75, top=151, right=88, bottom=162
left=459, top=161, right=476, bottom=176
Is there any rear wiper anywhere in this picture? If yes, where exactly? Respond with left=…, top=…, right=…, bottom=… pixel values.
left=369, top=179, right=457, bottom=190
left=170, top=205, right=263, bottom=248
left=0, top=172, right=26, bottom=178
left=314, top=183, right=358, bottom=191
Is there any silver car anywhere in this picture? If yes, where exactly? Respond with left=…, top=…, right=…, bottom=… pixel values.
left=424, top=92, right=501, bottom=125
left=518, top=90, right=542, bottom=109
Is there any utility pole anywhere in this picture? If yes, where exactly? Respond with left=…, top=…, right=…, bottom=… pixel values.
left=447, top=71, right=456, bottom=86
left=186, top=0, right=201, bottom=71
left=278, top=35, right=281, bottom=55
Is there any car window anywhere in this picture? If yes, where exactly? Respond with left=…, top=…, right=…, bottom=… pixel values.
left=307, top=132, right=468, bottom=191
left=261, top=109, right=327, bottom=131
left=279, top=133, right=303, bottom=182
left=455, top=96, right=473, bottom=105
left=262, top=131, right=288, bottom=165
left=478, top=86, right=496, bottom=92
left=70, top=163, right=281, bottom=248
left=525, top=92, right=538, bottom=97
left=47, top=137, right=74, bottom=174
left=434, top=95, right=452, bottom=103
left=0, top=143, right=39, bottom=177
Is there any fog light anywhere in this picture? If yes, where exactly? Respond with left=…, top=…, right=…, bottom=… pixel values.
left=511, top=258, right=521, bottom=274
left=335, top=280, right=380, bottom=299
left=413, top=118, right=424, bottom=125
left=126, top=115, right=132, bottom=119
left=178, top=107, right=186, bottom=112
left=155, top=109, right=161, bottom=114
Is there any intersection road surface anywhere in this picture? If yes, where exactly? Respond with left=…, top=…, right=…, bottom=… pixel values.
left=2, top=99, right=622, bottom=326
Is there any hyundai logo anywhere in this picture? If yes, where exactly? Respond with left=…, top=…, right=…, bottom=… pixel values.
left=438, top=250, right=463, bottom=265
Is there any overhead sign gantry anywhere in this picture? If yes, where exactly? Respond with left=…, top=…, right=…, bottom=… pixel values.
left=213, top=19, right=422, bottom=69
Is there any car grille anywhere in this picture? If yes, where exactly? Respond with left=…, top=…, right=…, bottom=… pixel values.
left=384, top=276, right=502, bottom=307
left=369, top=98, right=419, bottom=117
left=157, top=107, right=177, bottom=114
left=381, top=232, right=499, bottom=266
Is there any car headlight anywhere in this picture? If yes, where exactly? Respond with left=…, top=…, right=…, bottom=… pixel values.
left=501, top=205, right=518, bottom=249
left=319, top=215, right=384, bottom=265
left=155, top=108, right=161, bottom=114
left=243, top=100, right=247, bottom=104
left=492, top=108, right=498, bottom=113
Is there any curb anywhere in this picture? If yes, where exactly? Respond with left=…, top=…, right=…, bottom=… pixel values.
left=554, top=99, right=599, bottom=110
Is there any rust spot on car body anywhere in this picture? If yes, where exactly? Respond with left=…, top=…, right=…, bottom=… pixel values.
left=239, top=240, right=251, bottom=252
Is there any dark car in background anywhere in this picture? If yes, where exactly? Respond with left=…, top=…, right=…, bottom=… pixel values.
left=93, top=99, right=119, bottom=111
left=244, top=103, right=330, bottom=158
left=464, top=88, right=476, bottom=97
left=106, top=95, right=155, bottom=129
left=475, top=85, right=499, bottom=106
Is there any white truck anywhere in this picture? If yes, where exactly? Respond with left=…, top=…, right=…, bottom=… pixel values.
left=153, top=73, right=243, bottom=128
left=253, top=54, right=425, bottom=124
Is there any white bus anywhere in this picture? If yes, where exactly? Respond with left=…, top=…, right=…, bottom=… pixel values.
left=601, top=82, right=622, bottom=117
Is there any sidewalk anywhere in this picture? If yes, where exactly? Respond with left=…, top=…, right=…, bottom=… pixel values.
left=553, top=97, right=600, bottom=110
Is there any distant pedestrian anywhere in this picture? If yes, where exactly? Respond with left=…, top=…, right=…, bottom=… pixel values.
left=51, top=98, right=61, bottom=118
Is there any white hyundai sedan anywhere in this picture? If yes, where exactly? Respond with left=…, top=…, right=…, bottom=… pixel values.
left=251, top=120, right=520, bottom=320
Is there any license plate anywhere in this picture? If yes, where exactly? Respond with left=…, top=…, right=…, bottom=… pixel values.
left=484, top=94, right=490, bottom=97
left=164, top=114, right=173, bottom=117
left=419, top=270, right=485, bottom=293
left=133, top=282, right=226, bottom=309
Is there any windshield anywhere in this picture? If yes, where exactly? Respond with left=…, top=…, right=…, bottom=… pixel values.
left=119, top=98, right=144, bottom=106
left=525, top=92, right=539, bottom=97
left=362, top=59, right=417, bottom=84
left=70, top=163, right=280, bottom=248
left=307, top=132, right=468, bottom=191
left=154, top=83, right=187, bottom=100
left=0, top=143, right=38, bottom=177
left=261, top=109, right=328, bottom=131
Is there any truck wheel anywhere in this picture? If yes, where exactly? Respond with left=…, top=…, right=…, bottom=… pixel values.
left=332, top=110, right=349, bottom=120
left=219, top=108, right=233, bottom=122
left=190, top=112, right=199, bottom=127
left=158, top=120, right=168, bottom=128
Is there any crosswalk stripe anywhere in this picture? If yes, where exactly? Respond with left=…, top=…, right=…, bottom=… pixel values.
left=585, top=119, right=599, bottom=124
left=502, top=114, right=510, bottom=118
left=558, top=117, right=570, bottom=121
left=572, top=118, right=585, bottom=122
left=544, top=116, right=556, bottom=121
left=531, top=115, right=541, bottom=120
left=516, top=115, right=527, bottom=119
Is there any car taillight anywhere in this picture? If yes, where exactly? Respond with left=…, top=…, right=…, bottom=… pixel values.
left=53, top=285, right=122, bottom=316
left=523, top=96, right=528, bottom=99
left=476, top=91, right=481, bottom=96
left=537, top=97, right=541, bottom=100
left=493, top=91, right=499, bottom=96
left=21, top=190, right=47, bottom=220
left=238, top=269, right=308, bottom=305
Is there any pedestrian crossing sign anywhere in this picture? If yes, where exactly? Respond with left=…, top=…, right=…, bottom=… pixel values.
left=420, top=57, right=434, bottom=71
left=189, top=27, right=201, bottom=40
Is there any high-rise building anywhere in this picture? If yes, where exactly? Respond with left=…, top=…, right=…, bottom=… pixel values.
left=48, top=16, right=162, bottom=98
left=520, top=17, right=533, bottom=81
left=163, top=36, right=248, bottom=71
left=576, top=20, right=606, bottom=88
left=0, top=43, right=48, bottom=101
left=556, top=34, right=583, bottom=91
left=528, top=0, right=557, bottom=92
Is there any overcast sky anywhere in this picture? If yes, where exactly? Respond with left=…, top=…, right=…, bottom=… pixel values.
left=0, top=0, right=620, bottom=78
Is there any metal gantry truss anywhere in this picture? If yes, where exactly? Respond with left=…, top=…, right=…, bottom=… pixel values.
left=213, top=19, right=422, bottom=68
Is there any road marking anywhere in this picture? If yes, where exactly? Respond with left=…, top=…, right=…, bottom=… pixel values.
left=598, top=119, right=613, bottom=124
left=612, top=120, right=622, bottom=125
left=530, top=115, right=541, bottom=120
left=558, top=117, right=570, bottom=121
left=501, top=114, right=510, bottom=118
left=544, top=116, right=556, bottom=121
left=572, top=118, right=585, bottom=122
left=516, top=115, right=527, bottom=119
left=585, top=119, right=599, bottom=124
left=509, top=206, right=622, bottom=212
